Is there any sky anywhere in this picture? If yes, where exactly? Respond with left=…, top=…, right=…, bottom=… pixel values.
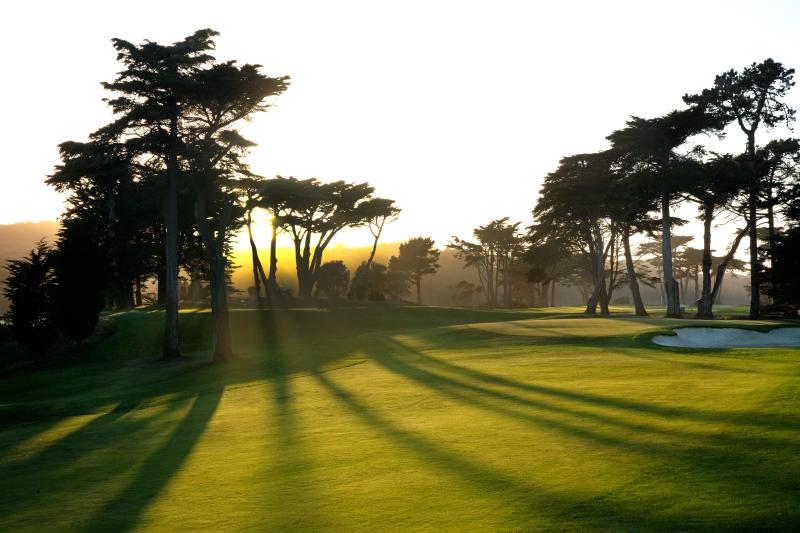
left=2, top=0, right=800, bottom=248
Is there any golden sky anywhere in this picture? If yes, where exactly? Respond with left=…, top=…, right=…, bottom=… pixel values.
left=2, top=0, right=799, bottom=248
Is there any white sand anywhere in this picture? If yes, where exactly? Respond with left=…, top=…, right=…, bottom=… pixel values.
left=652, top=327, right=800, bottom=348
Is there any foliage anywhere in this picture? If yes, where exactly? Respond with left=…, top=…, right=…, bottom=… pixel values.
left=50, top=213, right=109, bottom=341
left=449, top=218, right=523, bottom=308
left=447, top=280, right=479, bottom=307
left=314, top=261, right=350, bottom=299
left=2, top=241, right=57, bottom=355
left=389, top=237, right=440, bottom=304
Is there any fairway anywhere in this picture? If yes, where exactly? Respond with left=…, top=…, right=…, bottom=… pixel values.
left=1, top=307, right=799, bottom=531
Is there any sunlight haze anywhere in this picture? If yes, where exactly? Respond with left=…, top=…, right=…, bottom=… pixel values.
left=2, top=0, right=799, bottom=246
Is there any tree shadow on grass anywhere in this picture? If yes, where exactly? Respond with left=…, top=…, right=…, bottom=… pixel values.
left=373, top=338, right=800, bottom=461
left=1, top=397, right=142, bottom=471
left=0, top=415, right=70, bottom=458
left=311, top=370, right=721, bottom=531
left=79, top=389, right=222, bottom=532
left=388, top=337, right=800, bottom=430
left=255, top=310, right=326, bottom=530
left=0, top=397, right=188, bottom=530
left=347, top=337, right=800, bottom=529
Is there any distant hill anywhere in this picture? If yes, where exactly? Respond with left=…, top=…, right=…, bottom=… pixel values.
left=0, top=221, right=60, bottom=312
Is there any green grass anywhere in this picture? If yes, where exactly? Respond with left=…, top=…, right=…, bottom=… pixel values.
left=1, top=306, right=799, bottom=531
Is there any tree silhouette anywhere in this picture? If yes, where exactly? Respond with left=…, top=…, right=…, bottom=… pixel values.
left=389, top=237, right=440, bottom=304
left=278, top=178, right=377, bottom=298
left=184, top=61, right=289, bottom=360
left=256, top=176, right=299, bottom=303
left=765, top=228, right=800, bottom=309
left=50, top=210, right=109, bottom=342
left=314, top=260, right=350, bottom=299
left=607, top=108, right=726, bottom=317
left=605, top=154, right=662, bottom=316
left=532, top=153, right=618, bottom=314
left=677, top=153, right=748, bottom=317
left=97, top=29, right=219, bottom=359
left=349, top=262, right=390, bottom=301
left=362, top=198, right=401, bottom=270
left=448, top=280, right=479, bottom=307
left=685, top=58, right=796, bottom=318
left=757, top=139, right=800, bottom=243
left=450, top=219, right=522, bottom=308
left=235, top=176, right=270, bottom=305
left=2, top=241, right=57, bottom=356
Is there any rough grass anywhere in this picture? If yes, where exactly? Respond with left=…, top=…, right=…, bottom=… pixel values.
left=0, top=306, right=799, bottom=531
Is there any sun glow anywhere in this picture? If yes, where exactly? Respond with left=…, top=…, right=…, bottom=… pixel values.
left=3, top=1, right=800, bottom=248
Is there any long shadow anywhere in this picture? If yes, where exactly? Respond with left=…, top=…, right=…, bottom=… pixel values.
left=614, top=347, right=791, bottom=376
left=0, top=398, right=184, bottom=529
left=2, top=397, right=142, bottom=469
left=371, top=338, right=800, bottom=457
left=311, top=370, right=739, bottom=531
left=257, top=308, right=326, bottom=530
left=364, top=338, right=800, bottom=518
left=80, top=389, right=222, bottom=532
left=388, top=337, right=800, bottom=430
left=0, top=415, right=70, bottom=458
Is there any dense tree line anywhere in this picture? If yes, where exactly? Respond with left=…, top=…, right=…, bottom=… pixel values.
left=2, top=29, right=424, bottom=360
left=7, top=48, right=800, bottom=358
left=529, top=58, right=800, bottom=319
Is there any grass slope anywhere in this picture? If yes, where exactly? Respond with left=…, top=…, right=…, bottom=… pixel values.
left=0, top=307, right=799, bottom=531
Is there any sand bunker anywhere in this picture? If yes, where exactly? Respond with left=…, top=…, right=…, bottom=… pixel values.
left=652, top=327, right=800, bottom=348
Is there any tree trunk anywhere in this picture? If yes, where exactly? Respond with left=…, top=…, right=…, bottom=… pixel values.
left=134, top=278, right=143, bottom=307
left=157, top=268, right=166, bottom=304
left=486, top=256, right=496, bottom=308
left=745, top=133, right=760, bottom=320
left=492, top=254, right=500, bottom=307
left=622, top=227, right=647, bottom=316
left=246, top=211, right=262, bottom=300
left=366, top=230, right=381, bottom=270
left=748, top=186, right=761, bottom=319
left=710, top=227, right=748, bottom=306
left=696, top=204, right=714, bottom=318
left=209, top=250, right=232, bottom=362
left=121, top=280, right=135, bottom=309
left=266, top=217, right=281, bottom=304
left=550, top=279, right=556, bottom=307
left=598, top=283, right=610, bottom=315
left=105, top=183, right=125, bottom=310
left=294, top=230, right=316, bottom=300
left=194, top=191, right=233, bottom=362
left=604, top=235, right=618, bottom=312
left=416, top=278, right=422, bottom=305
left=767, top=185, right=776, bottom=241
left=661, top=187, right=681, bottom=318
left=162, top=100, right=181, bottom=360
left=585, top=224, right=606, bottom=314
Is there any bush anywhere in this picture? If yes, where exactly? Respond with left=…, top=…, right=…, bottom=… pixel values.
left=315, top=261, right=350, bottom=298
